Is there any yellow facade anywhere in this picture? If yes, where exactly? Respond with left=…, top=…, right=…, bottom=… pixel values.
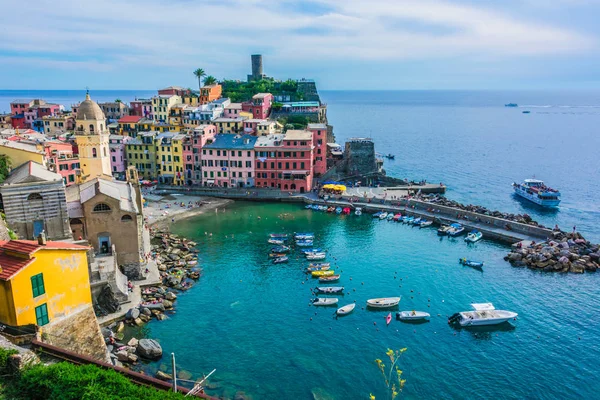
left=152, top=95, right=182, bottom=124
left=0, top=142, right=45, bottom=168
left=156, top=134, right=184, bottom=186
left=172, top=135, right=185, bottom=186
left=0, top=243, right=91, bottom=329
left=42, top=115, right=73, bottom=136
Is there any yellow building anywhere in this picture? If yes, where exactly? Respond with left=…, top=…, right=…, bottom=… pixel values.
left=0, top=239, right=91, bottom=330
left=117, top=115, right=143, bottom=137
left=0, top=114, right=11, bottom=130
left=74, top=92, right=112, bottom=181
left=213, top=117, right=248, bottom=134
left=42, top=115, right=74, bottom=136
left=168, top=104, right=187, bottom=126
left=125, top=131, right=159, bottom=180
left=0, top=140, right=46, bottom=168
left=152, top=94, right=182, bottom=124
left=172, top=134, right=185, bottom=185
left=155, top=132, right=184, bottom=185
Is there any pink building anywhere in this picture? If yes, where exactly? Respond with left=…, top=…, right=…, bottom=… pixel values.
left=241, top=93, right=273, bottom=119
left=10, top=99, right=61, bottom=128
left=43, top=140, right=79, bottom=186
left=243, top=118, right=268, bottom=135
left=109, top=135, right=132, bottom=178
left=307, top=123, right=328, bottom=176
left=130, top=98, right=153, bottom=118
left=183, top=125, right=217, bottom=185
left=223, top=103, right=243, bottom=118
left=254, top=130, right=314, bottom=193
left=201, top=134, right=257, bottom=188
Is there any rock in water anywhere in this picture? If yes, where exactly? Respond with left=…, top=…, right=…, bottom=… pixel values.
left=155, top=371, right=173, bottom=381
left=126, top=307, right=140, bottom=320
left=127, top=337, right=139, bottom=347
left=137, top=339, right=163, bottom=360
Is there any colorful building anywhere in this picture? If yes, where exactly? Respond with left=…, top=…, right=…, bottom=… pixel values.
left=182, top=100, right=226, bottom=127
left=73, top=93, right=112, bottom=182
left=158, top=86, right=189, bottom=97
left=155, top=132, right=184, bottom=185
left=0, top=140, right=46, bottom=168
left=202, top=134, right=257, bottom=187
left=0, top=238, right=91, bottom=331
left=126, top=131, right=159, bottom=180
left=117, top=115, right=143, bottom=137
left=182, top=125, right=216, bottom=185
left=109, top=135, right=132, bottom=178
left=152, top=95, right=182, bottom=123
left=0, top=114, right=11, bottom=129
left=223, top=103, right=243, bottom=118
left=199, top=84, right=222, bottom=105
left=307, top=123, right=328, bottom=176
left=242, top=93, right=273, bottom=119
left=213, top=117, right=248, bottom=134
left=254, top=130, right=314, bottom=192
left=43, top=140, right=79, bottom=185
left=130, top=98, right=153, bottom=119
left=98, top=102, right=129, bottom=121
left=42, top=115, right=74, bottom=136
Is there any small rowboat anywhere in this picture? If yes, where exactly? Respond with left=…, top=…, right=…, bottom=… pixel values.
left=335, top=207, right=343, bottom=214
left=312, top=298, right=338, bottom=306
left=306, top=253, right=326, bottom=261
left=393, top=213, right=402, bottom=221
left=412, top=217, right=422, bottom=225
left=397, top=311, right=430, bottom=321
left=306, top=265, right=331, bottom=272
left=294, top=233, right=314, bottom=240
left=311, top=270, right=334, bottom=277
left=459, top=258, right=484, bottom=269
left=316, top=286, right=344, bottom=294
left=420, top=220, right=433, bottom=228
left=268, top=253, right=286, bottom=258
left=465, top=230, right=483, bottom=243
left=337, top=303, right=355, bottom=316
left=319, top=274, right=340, bottom=282
left=302, top=248, right=323, bottom=254
left=327, top=207, right=335, bottom=213
left=296, top=240, right=314, bottom=247
left=268, top=238, right=286, bottom=245
left=271, top=246, right=290, bottom=253
left=367, top=297, right=401, bottom=308
left=355, top=207, right=362, bottom=216
left=386, top=213, right=394, bottom=221
left=308, top=262, right=330, bottom=268
left=269, top=233, right=288, bottom=239
left=272, top=256, right=288, bottom=264
left=379, top=212, right=388, bottom=220
left=386, top=312, right=392, bottom=325
left=372, top=211, right=383, bottom=218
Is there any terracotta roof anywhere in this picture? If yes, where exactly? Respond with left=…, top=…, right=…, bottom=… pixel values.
left=0, top=240, right=89, bottom=281
left=118, top=115, right=143, bottom=123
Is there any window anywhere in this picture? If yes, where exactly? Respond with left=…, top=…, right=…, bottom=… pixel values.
left=93, top=203, right=111, bottom=212
left=217, top=150, right=221, bottom=156
left=31, top=273, right=45, bottom=297
left=121, top=215, right=133, bottom=222
left=238, top=151, right=242, bottom=157
left=301, top=162, right=305, bottom=169
left=246, top=161, right=251, bottom=168
left=92, top=148, right=97, bottom=158
left=35, top=303, right=49, bottom=326
left=27, top=193, right=43, bottom=201
left=69, top=175, right=75, bottom=182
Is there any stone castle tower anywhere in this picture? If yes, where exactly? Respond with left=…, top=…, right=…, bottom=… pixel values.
left=74, top=92, right=112, bottom=182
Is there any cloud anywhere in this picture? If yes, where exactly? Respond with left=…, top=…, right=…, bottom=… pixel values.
left=0, top=0, right=595, bottom=85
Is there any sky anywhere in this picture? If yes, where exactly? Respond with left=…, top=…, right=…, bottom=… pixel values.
left=1, top=0, right=600, bottom=90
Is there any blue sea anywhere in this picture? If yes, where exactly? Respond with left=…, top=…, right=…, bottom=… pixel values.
left=2, top=89, right=599, bottom=398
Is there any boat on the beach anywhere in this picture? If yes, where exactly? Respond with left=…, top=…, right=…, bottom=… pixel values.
left=268, top=238, right=286, bottom=245
left=355, top=207, right=362, bottom=216
left=271, top=246, right=290, bottom=253
left=319, top=274, right=340, bottom=282
left=437, top=224, right=450, bottom=235
left=420, top=220, right=433, bottom=228
left=448, top=303, right=518, bottom=327
left=379, top=212, right=388, bottom=220
left=447, top=223, right=465, bottom=237
left=373, top=211, right=383, bottom=218
left=316, top=286, right=344, bottom=294
left=306, top=265, right=331, bottom=272
left=295, top=233, right=315, bottom=240
left=273, top=256, right=289, bottom=264
left=397, top=311, right=430, bottom=321
left=512, top=179, right=561, bottom=207
left=366, top=297, right=401, bottom=309
left=296, top=240, right=314, bottom=247
left=311, top=270, right=335, bottom=277
left=308, top=262, right=330, bottom=268
left=269, top=233, right=288, bottom=239
left=306, top=253, right=326, bottom=260
left=312, top=297, right=339, bottom=306
left=459, top=258, right=484, bottom=269
left=465, top=230, right=483, bottom=243
left=336, top=303, right=355, bottom=316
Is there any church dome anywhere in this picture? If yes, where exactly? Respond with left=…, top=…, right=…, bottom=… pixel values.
left=77, top=92, right=105, bottom=121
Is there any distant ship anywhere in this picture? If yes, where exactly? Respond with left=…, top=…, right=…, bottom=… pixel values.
left=505, top=103, right=518, bottom=107
left=522, top=110, right=531, bottom=114
left=512, top=179, right=561, bottom=207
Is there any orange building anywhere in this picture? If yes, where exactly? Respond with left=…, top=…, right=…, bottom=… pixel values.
left=199, top=84, right=222, bottom=105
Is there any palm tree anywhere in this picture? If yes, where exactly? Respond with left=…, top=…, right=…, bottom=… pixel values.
left=203, top=75, right=217, bottom=86
left=193, top=68, right=206, bottom=92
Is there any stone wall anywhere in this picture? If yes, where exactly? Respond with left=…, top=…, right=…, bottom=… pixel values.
left=342, top=139, right=377, bottom=176
left=41, top=304, right=108, bottom=362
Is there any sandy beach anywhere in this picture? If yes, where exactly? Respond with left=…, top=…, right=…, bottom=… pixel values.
left=143, top=193, right=234, bottom=230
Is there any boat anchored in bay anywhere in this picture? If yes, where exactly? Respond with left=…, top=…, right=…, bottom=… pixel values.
left=512, top=179, right=561, bottom=207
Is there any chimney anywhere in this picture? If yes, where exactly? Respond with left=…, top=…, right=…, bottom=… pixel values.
left=37, top=231, right=47, bottom=246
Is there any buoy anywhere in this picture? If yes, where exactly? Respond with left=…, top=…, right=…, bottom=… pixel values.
left=310, top=318, right=313, bottom=321
left=373, top=322, right=377, bottom=325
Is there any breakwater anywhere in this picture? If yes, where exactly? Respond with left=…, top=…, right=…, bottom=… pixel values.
left=154, top=186, right=553, bottom=243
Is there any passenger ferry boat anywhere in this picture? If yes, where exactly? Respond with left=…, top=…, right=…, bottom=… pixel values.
left=512, top=179, right=561, bottom=207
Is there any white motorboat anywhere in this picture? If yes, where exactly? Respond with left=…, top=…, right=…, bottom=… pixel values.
left=312, top=298, right=339, bottom=306
left=366, top=297, right=401, bottom=308
left=397, top=311, right=430, bottom=321
left=379, top=212, right=388, bottom=220
left=448, top=303, right=518, bottom=327
left=420, top=220, right=433, bottom=228
left=355, top=207, right=362, bottom=216
left=316, top=286, right=344, bottom=294
left=306, top=253, right=326, bottom=260
left=465, top=230, right=483, bottom=243
left=337, top=303, right=356, bottom=315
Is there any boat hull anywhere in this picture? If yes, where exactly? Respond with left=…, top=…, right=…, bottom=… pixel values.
left=513, top=185, right=560, bottom=207
left=366, top=297, right=401, bottom=309
left=458, top=311, right=518, bottom=326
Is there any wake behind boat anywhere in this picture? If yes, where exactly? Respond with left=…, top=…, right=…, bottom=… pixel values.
left=448, top=303, right=518, bottom=327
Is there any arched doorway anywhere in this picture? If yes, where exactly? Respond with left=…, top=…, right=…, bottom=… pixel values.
left=70, top=218, right=85, bottom=240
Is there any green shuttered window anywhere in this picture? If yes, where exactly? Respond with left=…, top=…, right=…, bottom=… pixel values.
left=31, top=273, right=45, bottom=297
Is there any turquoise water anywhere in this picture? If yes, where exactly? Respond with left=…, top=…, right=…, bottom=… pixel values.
left=140, top=202, right=599, bottom=399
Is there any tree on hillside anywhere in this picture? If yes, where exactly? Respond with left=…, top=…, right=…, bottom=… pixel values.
left=203, top=75, right=217, bottom=86
left=0, top=155, right=11, bottom=184
left=115, top=99, right=122, bottom=103
left=281, top=79, right=297, bottom=92
left=193, top=68, right=206, bottom=92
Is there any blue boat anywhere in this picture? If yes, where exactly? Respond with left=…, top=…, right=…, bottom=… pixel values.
left=412, top=217, right=422, bottom=225
left=302, top=248, right=323, bottom=254
left=335, top=207, right=342, bottom=214
left=295, top=233, right=315, bottom=240
left=447, top=223, right=465, bottom=237
left=465, top=230, right=483, bottom=243
left=296, top=240, right=314, bottom=247
left=459, top=258, right=484, bottom=269
left=305, top=205, right=313, bottom=209
left=373, top=212, right=383, bottom=218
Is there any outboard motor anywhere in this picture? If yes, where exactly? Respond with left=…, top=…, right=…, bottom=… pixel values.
left=448, top=313, right=461, bottom=324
